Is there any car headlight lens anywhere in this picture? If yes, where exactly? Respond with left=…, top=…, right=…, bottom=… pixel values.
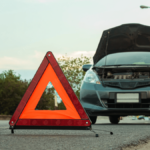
left=84, top=70, right=100, bottom=84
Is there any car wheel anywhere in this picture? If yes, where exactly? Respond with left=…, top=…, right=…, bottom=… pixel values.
left=89, top=116, right=97, bottom=124
left=109, top=116, right=120, bottom=124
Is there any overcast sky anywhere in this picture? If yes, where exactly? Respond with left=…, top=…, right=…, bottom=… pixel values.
left=0, top=0, right=150, bottom=79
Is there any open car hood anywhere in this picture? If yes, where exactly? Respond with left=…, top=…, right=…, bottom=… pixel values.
left=93, top=23, right=150, bottom=65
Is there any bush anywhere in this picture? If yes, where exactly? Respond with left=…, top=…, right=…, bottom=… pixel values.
left=0, top=70, right=55, bottom=115
left=0, top=70, right=28, bottom=115
left=0, top=55, right=91, bottom=115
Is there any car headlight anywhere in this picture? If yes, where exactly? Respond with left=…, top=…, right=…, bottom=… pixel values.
left=84, top=70, right=100, bottom=84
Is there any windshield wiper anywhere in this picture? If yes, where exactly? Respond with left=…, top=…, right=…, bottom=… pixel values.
left=102, top=64, right=124, bottom=66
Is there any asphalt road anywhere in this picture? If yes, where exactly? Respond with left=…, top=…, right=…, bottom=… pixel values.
left=1, top=117, right=150, bottom=150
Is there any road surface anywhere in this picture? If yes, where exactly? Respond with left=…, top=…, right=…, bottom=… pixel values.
left=1, top=117, right=150, bottom=150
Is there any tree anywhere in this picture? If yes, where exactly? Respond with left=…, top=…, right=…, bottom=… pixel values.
left=36, top=87, right=55, bottom=110
left=0, top=55, right=91, bottom=115
left=0, top=70, right=29, bottom=115
left=57, top=55, right=91, bottom=98
left=58, top=101, right=66, bottom=110
left=0, top=70, right=55, bottom=114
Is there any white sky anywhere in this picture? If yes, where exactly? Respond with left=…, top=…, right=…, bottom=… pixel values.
left=0, top=0, right=150, bottom=79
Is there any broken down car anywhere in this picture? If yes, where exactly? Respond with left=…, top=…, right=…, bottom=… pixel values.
left=80, top=23, right=150, bottom=124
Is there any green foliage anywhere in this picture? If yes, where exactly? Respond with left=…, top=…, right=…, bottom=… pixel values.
left=58, top=55, right=91, bottom=98
left=57, top=101, right=66, bottom=110
left=0, top=70, right=29, bottom=115
left=0, top=70, right=55, bottom=114
left=36, top=87, right=55, bottom=110
left=0, top=55, right=91, bottom=115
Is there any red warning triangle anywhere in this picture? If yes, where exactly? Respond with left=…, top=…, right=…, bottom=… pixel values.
left=9, top=52, right=91, bottom=129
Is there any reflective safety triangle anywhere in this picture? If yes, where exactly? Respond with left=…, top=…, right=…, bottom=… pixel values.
left=9, top=51, right=91, bottom=128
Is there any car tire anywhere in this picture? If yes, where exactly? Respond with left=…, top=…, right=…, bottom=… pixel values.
left=109, top=116, right=120, bottom=124
left=89, top=116, right=97, bottom=124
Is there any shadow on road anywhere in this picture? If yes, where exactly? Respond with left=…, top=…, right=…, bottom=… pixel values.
left=3, top=134, right=94, bottom=137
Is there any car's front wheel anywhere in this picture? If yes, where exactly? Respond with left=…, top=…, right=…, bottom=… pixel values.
left=109, top=116, right=120, bottom=124
left=89, top=116, right=97, bottom=124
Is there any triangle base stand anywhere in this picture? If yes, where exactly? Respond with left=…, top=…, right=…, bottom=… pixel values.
left=9, top=125, right=94, bottom=136
left=10, top=126, right=113, bottom=137
left=10, top=125, right=90, bottom=130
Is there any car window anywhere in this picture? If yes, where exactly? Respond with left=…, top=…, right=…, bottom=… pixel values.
left=95, top=52, right=150, bottom=66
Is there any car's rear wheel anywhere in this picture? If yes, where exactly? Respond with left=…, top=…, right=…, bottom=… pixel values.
left=89, top=116, right=97, bottom=124
left=109, top=116, right=120, bottom=124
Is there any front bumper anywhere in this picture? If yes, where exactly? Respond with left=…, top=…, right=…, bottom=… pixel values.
left=80, top=82, right=150, bottom=116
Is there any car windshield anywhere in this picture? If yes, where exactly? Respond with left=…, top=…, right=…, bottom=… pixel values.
left=95, top=52, right=150, bottom=67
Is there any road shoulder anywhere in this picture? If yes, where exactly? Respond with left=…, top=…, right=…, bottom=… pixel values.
left=122, top=138, right=150, bottom=150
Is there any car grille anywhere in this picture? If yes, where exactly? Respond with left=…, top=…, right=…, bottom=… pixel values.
left=104, top=81, right=150, bottom=89
left=120, top=82, right=136, bottom=88
left=137, top=82, right=150, bottom=86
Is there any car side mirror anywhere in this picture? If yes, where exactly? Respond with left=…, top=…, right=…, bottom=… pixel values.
left=82, top=64, right=92, bottom=72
